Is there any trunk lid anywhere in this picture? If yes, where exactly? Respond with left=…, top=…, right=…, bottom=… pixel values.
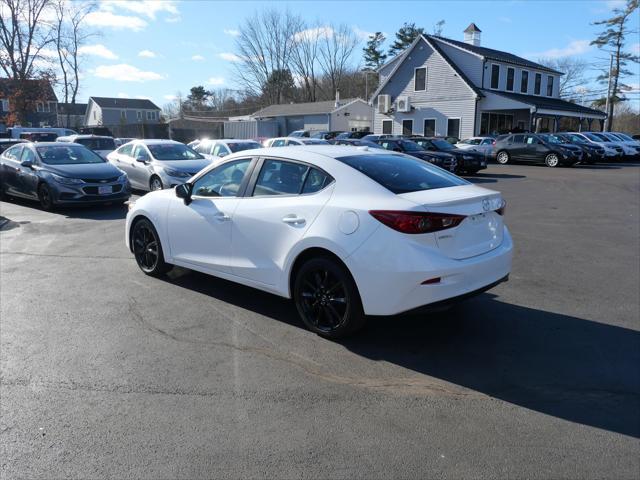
left=399, top=185, right=504, bottom=259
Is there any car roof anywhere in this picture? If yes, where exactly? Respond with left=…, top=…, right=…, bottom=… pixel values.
left=133, top=139, right=183, bottom=145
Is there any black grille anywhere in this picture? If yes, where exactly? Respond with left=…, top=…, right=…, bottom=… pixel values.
left=83, top=184, right=122, bottom=195
left=82, top=176, right=119, bottom=183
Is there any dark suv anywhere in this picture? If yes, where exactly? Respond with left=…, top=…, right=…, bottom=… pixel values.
left=408, top=136, right=486, bottom=174
left=493, top=133, right=583, bottom=167
left=373, top=138, right=457, bottom=172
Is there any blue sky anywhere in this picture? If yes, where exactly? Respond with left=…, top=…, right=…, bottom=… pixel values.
left=73, top=0, right=640, bottom=109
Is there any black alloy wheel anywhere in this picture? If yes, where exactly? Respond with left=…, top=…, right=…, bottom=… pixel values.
left=38, top=183, right=54, bottom=210
left=132, top=218, right=171, bottom=275
left=294, top=257, right=365, bottom=339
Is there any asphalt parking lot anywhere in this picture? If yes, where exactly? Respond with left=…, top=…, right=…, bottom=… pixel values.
left=1, top=162, right=639, bottom=479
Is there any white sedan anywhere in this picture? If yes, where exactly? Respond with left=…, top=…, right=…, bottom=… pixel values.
left=126, top=146, right=512, bottom=338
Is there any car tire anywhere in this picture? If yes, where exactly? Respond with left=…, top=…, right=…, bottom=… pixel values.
left=496, top=151, right=510, bottom=164
left=545, top=153, right=560, bottom=167
left=131, top=218, right=172, bottom=276
left=149, top=175, right=163, bottom=191
left=293, top=256, right=365, bottom=339
left=38, top=183, right=55, bottom=210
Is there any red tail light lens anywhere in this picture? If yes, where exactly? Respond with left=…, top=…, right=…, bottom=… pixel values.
left=369, top=210, right=466, bottom=234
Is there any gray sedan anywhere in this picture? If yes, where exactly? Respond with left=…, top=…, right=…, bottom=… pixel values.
left=107, top=140, right=211, bottom=191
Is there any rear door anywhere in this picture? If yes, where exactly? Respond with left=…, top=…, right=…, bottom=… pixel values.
left=230, top=158, right=334, bottom=285
left=130, top=144, right=151, bottom=188
left=1, top=145, right=24, bottom=195
left=508, top=134, right=526, bottom=159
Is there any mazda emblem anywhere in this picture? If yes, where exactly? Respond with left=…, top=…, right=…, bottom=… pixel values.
left=482, top=199, right=490, bottom=212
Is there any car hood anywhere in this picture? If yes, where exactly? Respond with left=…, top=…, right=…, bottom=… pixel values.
left=417, top=151, right=454, bottom=159
left=42, top=161, right=123, bottom=179
left=156, top=159, right=212, bottom=173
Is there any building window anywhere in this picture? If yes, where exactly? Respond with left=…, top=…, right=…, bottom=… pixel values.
left=402, top=119, right=413, bottom=135
left=490, top=64, right=500, bottom=89
left=146, top=111, right=153, bottom=120
left=423, top=119, right=436, bottom=136
left=414, top=67, right=426, bottom=92
left=447, top=118, right=460, bottom=139
left=48, top=101, right=56, bottom=112
left=382, top=119, right=392, bottom=135
left=506, top=68, right=514, bottom=91
left=520, top=70, right=529, bottom=93
left=137, top=111, right=142, bottom=121
left=547, top=76, right=554, bottom=96
left=479, top=113, right=514, bottom=135
left=534, top=73, right=542, bottom=95
left=36, top=102, right=44, bottom=112
left=0, top=99, right=8, bottom=112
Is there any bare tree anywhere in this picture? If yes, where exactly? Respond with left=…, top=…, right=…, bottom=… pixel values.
left=290, top=20, right=323, bottom=102
left=538, top=57, right=588, bottom=98
left=234, top=9, right=302, bottom=104
left=317, top=23, right=359, bottom=98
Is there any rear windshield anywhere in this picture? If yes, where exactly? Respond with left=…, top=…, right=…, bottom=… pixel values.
left=76, top=137, right=116, bottom=151
left=228, top=142, right=261, bottom=152
left=336, top=154, right=467, bottom=194
left=36, top=145, right=105, bottom=164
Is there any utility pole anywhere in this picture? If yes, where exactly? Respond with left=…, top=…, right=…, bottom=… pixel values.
left=604, top=53, right=613, bottom=132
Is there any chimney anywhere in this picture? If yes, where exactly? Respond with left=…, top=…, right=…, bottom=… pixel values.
left=463, top=23, right=482, bottom=46
left=334, top=89, right=340, bottom=108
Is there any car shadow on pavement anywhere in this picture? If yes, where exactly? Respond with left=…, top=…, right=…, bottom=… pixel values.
left=160, top=269, right=639, bottom=439
left=1, top=196, right=128, bottom=220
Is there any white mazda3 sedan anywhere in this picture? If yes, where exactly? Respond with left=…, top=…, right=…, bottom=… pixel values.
left=126, top=146, right=512, bottom=338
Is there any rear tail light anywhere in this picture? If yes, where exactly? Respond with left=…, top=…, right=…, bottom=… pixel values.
left=492, top=140, right=496, bottom=146
left=369, top=210, right=466, bottom=234
left=496, top=199, right=507, bottom=216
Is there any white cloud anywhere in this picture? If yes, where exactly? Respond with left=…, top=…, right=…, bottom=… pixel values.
left=85, top=11, right=147, bottom=31
left=191, top=54, right=205, bottom=61
left=79, top=44, right=118, bottom=59
left=224, top=28, right=240, bottom=37
left=218, top=52, right=242, bottom=62
left=293, top=26, right=334, bottom=43
left=163, top=94, right=177, bottom=101
left=138, top=50, right=156, bottom=58
left=352, top=26, right=374, bottom=41
left=207, top=77, right=225, bottom=86
left=527, top=40, right=591, bottom=59
left=165, top=16, right=181, bottom=23
left=101, top=0, right=179, bottom=20
left=94, top=64, right=164, bottom=82
left=117, top=92, right=129, bottom=98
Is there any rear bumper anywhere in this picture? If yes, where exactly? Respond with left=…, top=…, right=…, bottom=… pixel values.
left=345, top=226, right=513, bottom=316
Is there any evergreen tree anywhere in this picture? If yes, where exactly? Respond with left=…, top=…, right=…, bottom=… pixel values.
left=388, top=22, right=424, bottom=56
left=363, top=32, right=387, bottom=70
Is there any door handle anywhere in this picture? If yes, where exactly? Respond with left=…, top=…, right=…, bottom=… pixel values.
left=282, top=215, right=306, bottom=226
left=213, top=212, right=230, bottom=222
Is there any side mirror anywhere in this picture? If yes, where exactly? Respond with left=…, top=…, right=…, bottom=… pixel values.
left=20, top=160, right=34, bottom=169
left=136, top=155, right=149, bottom=163
left=175, top=183, right=192, bottom=205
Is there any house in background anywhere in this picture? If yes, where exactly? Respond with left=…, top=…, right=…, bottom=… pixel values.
left=57, top=102, right=88, bottom=129
left=250, top=96, right=372, bottom=136
left=0, top=78, right=58, bottom=129
left=85, top=97, right=162, bottom=127
left=371, top=24, right=606, bottom=138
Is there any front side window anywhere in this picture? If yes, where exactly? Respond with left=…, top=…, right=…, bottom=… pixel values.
left=36, top=145, right=104, bottom=164
left=547, top=76, right=554, bottom=96
left=336, top=154, right=467, bottom=194
left=21, top=147, right=36, bottom=163
left=520, top=70, right=529, bottom=93
left=253, top=159, right=309, bottom=196
left=192, top=159, right=251, bottom=197
left=491, top=64, right=500, bottom=89
left=506, top=68, right=514, bottom=91
left=414, top=67, right=426, bottom=91
left=534, top=73, right=542, bottom=95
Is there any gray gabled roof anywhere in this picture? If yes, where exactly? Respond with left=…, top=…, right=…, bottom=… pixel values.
left=90, top=97, right=160, bottom=110
left=252, top=98, right=362, bottom=118
left=57, top=102, right=87, bottom=115
left=430, top=36, right=563, bottom=75
left=464, top=23, right=482, bottom=33
left=485, top=90, right=606, bottom=117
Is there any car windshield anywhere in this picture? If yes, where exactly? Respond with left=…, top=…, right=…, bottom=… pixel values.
left=76, top=137, right=116, bottom=150
left=227, top=142, right=261, bottom=152
left=541, top=134, right=563, bottom=144
left=147, top=143, right=203, bottom=160
left=566, top=134, right=586, bottom=144
left=590, top=133, right=610, bottom=142
left=432, top=139, right=454, bottom=150
left=336, top=153, right=467, bottom=194
left=398, top=140, right=425, bottom=152
left=584, top=133, right=603, bottom=142
left=36, top=145, right=105, bottom=164
left=614, top=133, right=633, bottom=141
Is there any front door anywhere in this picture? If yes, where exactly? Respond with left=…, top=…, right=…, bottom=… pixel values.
left=167, top=158, right=253, bottom=273
left=18, top=147, right=40, bottom=198
left=130, top=144, right=152, bottom=189
left=230, top=158, right=334, bottom=286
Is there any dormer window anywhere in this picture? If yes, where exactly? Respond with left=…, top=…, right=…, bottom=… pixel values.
left=414, top=67, right=426, bottom=92
left=520, top=70, right=529, bottom=94
left=506, top=68, right=514, bottom=91
left=490, top=64, right=500, bottom=89
left=534, top=73, right=542, bottom=95
left=547, top=76, right=554, bottom=96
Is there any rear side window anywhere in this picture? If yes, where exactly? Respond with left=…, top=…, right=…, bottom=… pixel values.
left=118, top=144, right=133, bottom=156
left=253, top=160, right=308, bottom=196
left=302, top=168, right=332, bottom=194
left=336, top=154, right=467, bottom=194
left=512, top=134, right=525, bottom=143
left=3, top=145, right=23, bottom=160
